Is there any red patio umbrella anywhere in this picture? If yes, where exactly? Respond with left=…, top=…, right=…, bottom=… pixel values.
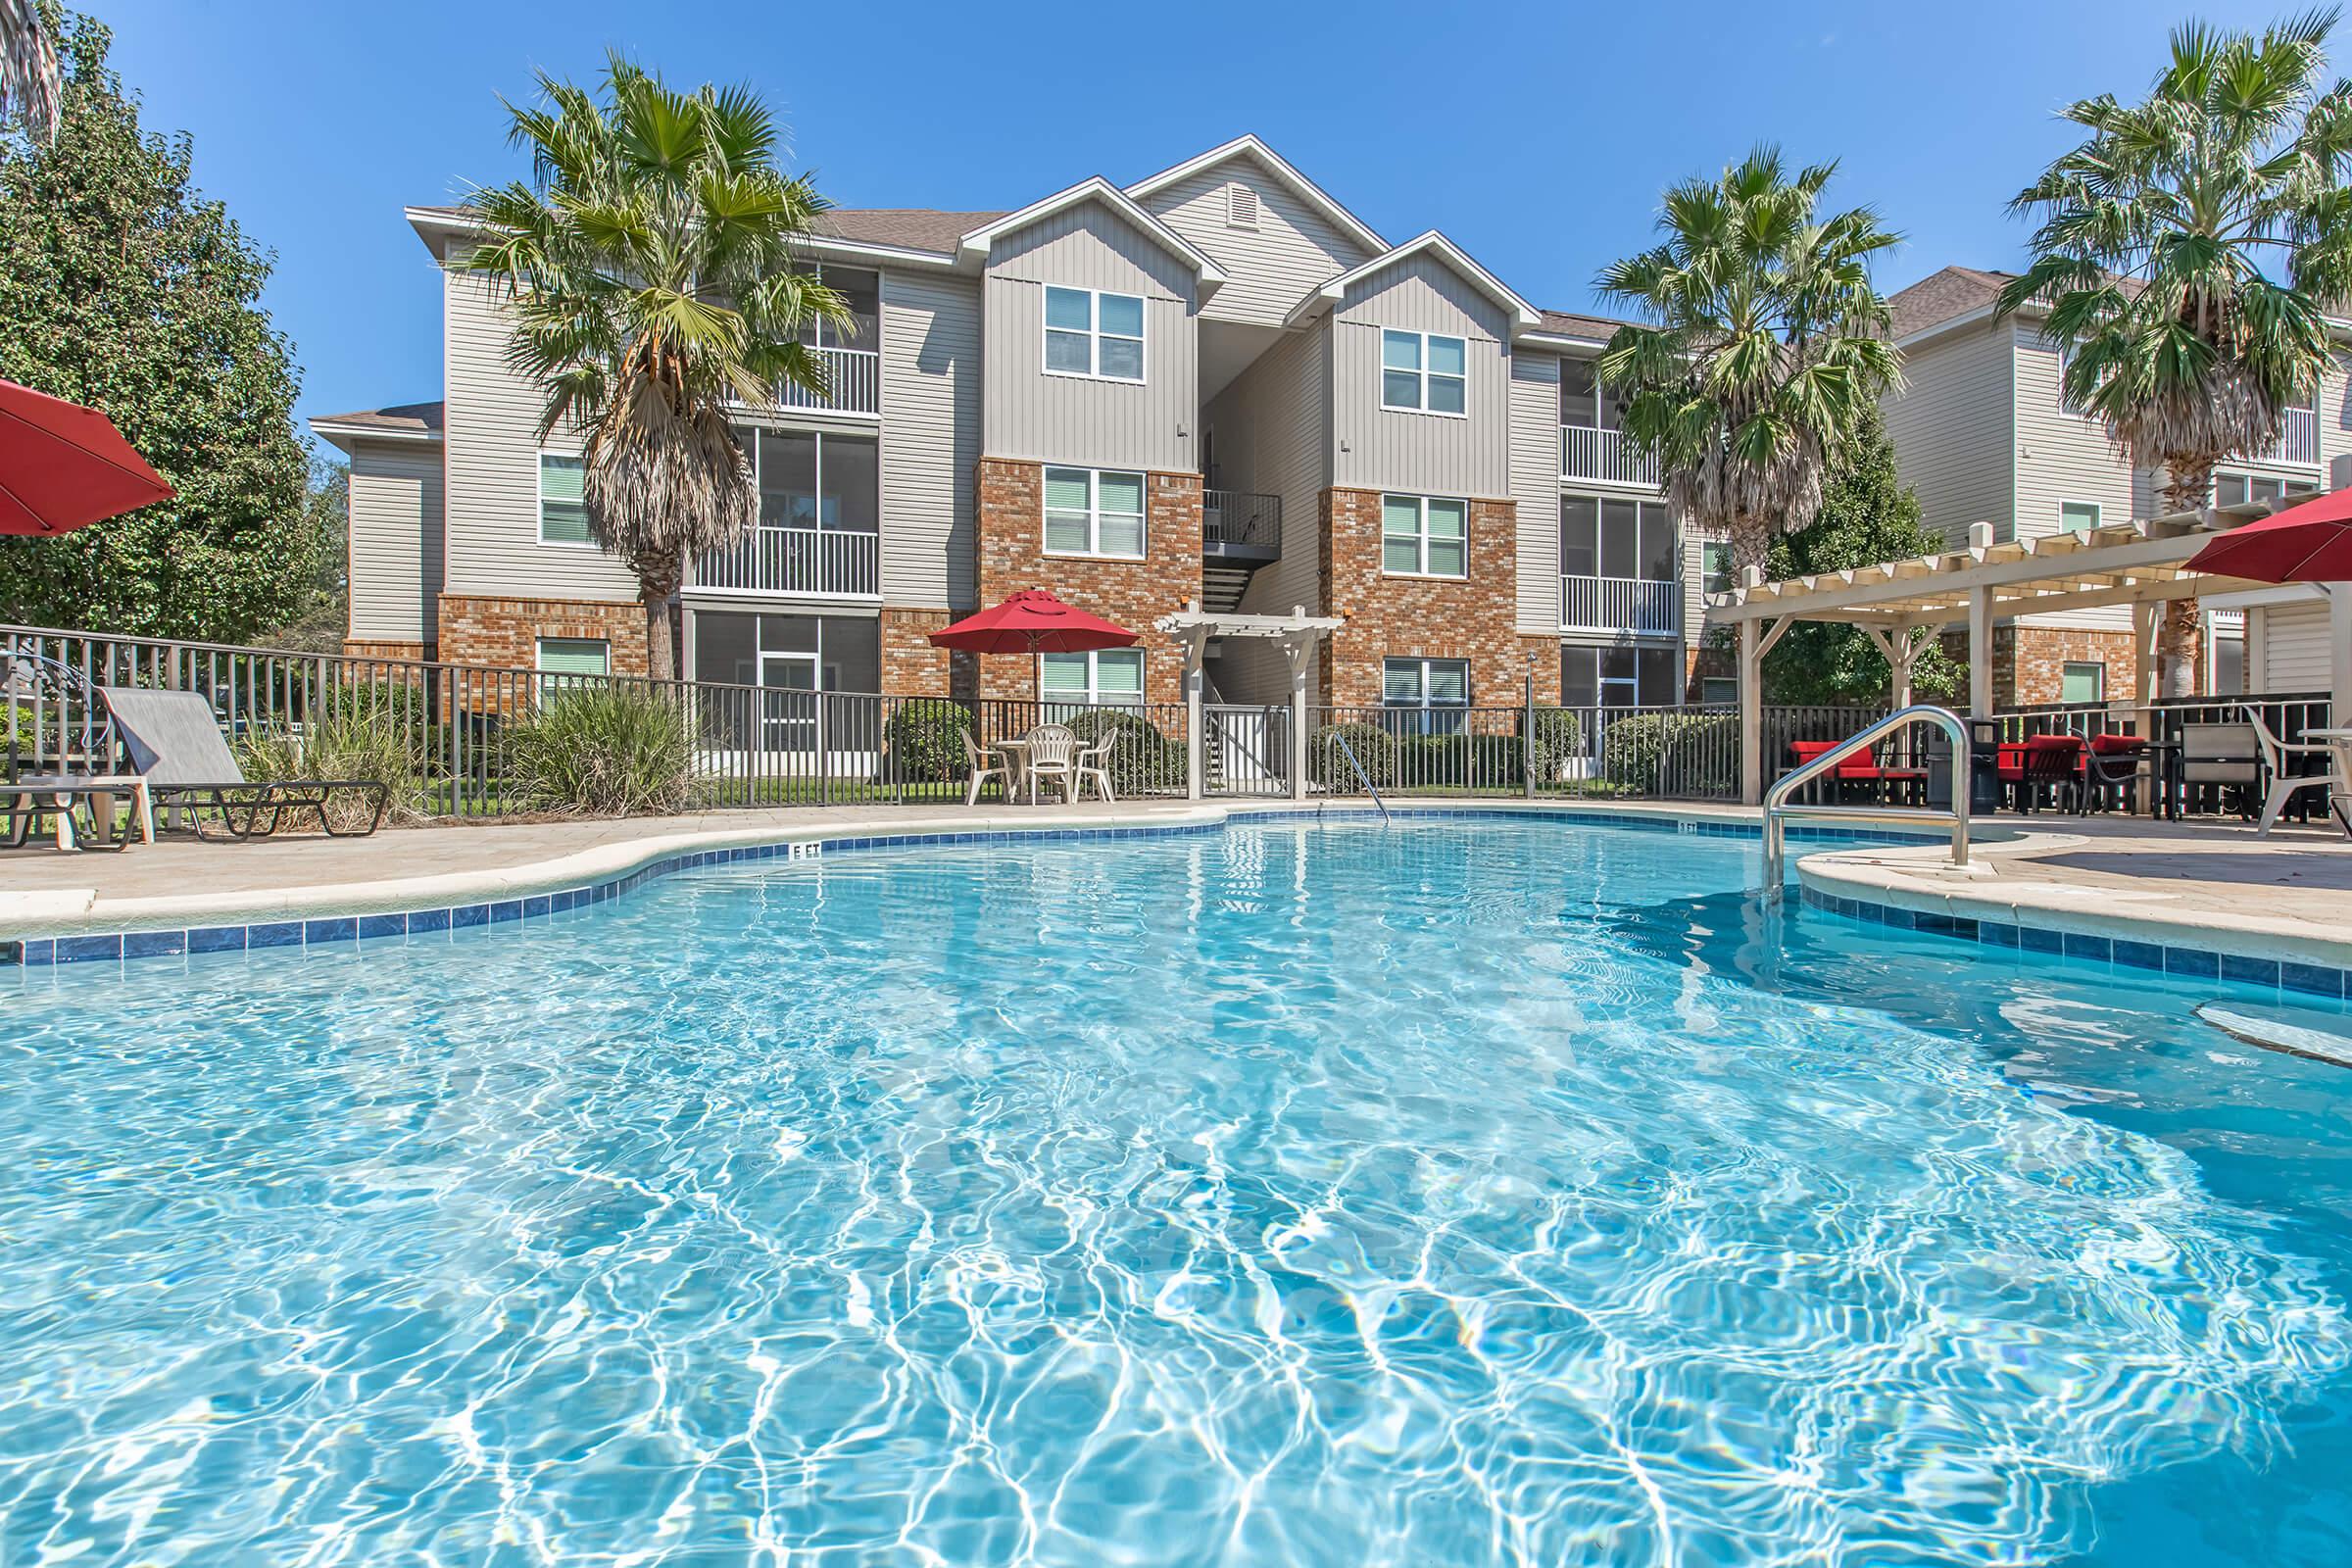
left=0, top=377, right=175, bottom=536
left=2185, top=489, right=2352, bottom=582
left=928, top=588, right=1138, bottom=654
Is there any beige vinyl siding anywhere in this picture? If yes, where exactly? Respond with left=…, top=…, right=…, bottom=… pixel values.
left=1507, top=351, right=1561, bottom=633
left=2012, top=324, right=2137, bottom=630
left=879, top=271, right=981, bottom=608
left=441, top=266, right=638, bottom=602
left=1684, top=532, right=1724, bottom=658
left=1202, top=322, right=1331, bottom=701
left=1882, top=320, right=2013, bottom=547
left=2257, top=598, right=2335, bottom=690
left=1330, top=255, right=1510, bottom=497
left=2322, top=350, right=2352, bottom=479
left=982, top=202, right=1199, bottom=472
left=345, top=444, right=444, bottom=643
left=1138, top=158, right=1370, bottom=327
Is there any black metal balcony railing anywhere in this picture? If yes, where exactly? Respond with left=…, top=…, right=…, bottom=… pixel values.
left=1203, top=490, right=1281, bottom=554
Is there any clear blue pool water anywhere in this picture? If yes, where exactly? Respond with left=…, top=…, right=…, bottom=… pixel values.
left=6, top=817, right=2352, bottom=1566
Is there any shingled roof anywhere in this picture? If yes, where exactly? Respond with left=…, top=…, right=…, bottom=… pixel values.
left=813, top=208, right=1005, bottom=253
left=1886, top=266, right=2021, bottom=340
left=310, top=400, right=444, bottom=437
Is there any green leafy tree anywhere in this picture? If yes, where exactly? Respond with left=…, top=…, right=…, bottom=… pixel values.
left=1998, top=10, right=2352, bottom=693
left=1760, top=408, right=1965, bottom=706
left=1596, top=145, right=1904, bottom=573
left=0, top=7, right=312, bottom=641
left=463, top=57, right=848, bottom=680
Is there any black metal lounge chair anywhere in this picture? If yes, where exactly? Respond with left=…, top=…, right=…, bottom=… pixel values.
left=100, top=686, right=390, bottom=839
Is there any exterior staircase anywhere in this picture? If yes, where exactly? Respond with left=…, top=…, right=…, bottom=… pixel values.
left=1200, top=489, right=1281, bottom=614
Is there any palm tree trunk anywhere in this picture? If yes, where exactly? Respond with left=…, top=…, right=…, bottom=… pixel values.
left=2155, top=459, right=2216, bottom=698
left=1727, top=511, right=1773, bottom=577
left=637, top=547, right=682, bottom=683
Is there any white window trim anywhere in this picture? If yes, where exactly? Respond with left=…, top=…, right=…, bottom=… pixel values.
left=1380, top=494, right=1470, bottom=580
left=1039, top=648, right=1146, bottom=707
left=1042, top=466, right=1149, bottom=561
left=1381, top=657, right=1471, bottom=710
left=1042, top=286, right=1147, bottom=384
left=537, top=451, right=597, bottom=550
left=2059, top=499, right=2101, bottom=535
left=2060, top=660, right=2106, bottom=704
left=1380, top=328, right=1469, bottom=419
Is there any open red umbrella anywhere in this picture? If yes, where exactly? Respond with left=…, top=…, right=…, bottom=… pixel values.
left=928, top=588, right=1138, bottom=654
left=2185, top=489, right=2352, bottom=582
left=0, top=377, right=175, bottom=536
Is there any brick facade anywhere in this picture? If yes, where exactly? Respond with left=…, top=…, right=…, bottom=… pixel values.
left=879, top=607, right=978, bottom=699
left=1315, top=488, right=1527, bottom=708
left=974, top=458, right=1201, bottom=704
left=2004, top=625, right=2153, bottom=707
left=436, top=595, right=650, bottom=677
left=342, top=639, right=428, bottom=663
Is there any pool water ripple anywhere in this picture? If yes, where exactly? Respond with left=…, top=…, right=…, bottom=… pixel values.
left=4, top=819, right=2351, bottom=1565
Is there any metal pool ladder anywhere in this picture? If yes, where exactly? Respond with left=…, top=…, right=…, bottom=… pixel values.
left=1761, top=705, right=1971, bottom=904
left=1324, top=730, right=1392, bottom=823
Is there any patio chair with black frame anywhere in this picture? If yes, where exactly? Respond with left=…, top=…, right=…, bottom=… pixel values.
left=2, top=651, right=154, bottom=851
left=100, top=686, right=389, bottom=839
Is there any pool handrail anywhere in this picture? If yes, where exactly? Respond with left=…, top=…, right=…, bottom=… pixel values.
left=1762, top=705, right=1971, bottom=902
left=1325, top=728, right=1391, bottom=823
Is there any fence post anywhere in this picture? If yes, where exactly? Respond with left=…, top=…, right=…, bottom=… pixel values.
left=1523, top=662, right=1536, bottom=800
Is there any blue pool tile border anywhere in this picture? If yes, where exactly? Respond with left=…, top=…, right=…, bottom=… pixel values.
left=7, top=804, right=2333, bottom=1000
left=1799, top=883, right=2350, bottom=1001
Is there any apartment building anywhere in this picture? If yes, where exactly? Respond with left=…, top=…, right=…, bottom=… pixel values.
left=1878, top=265, right=2352, bottom=705
left=313, top=136, right=1709, bottom=720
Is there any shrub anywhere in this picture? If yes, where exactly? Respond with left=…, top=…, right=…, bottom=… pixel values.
left=236, top=698, right=426, bottom=830
left=886, top=698, right=976, bottom=784
left=1525, top=707, right=1585, bottom=784
left=1065, top=707, right=1185, bottom=793
left=1596, top=710, right=1739, bottom=797
left=505, top=685, right=699, bottom=815
left=1309, top=721, right=1397, bottom=789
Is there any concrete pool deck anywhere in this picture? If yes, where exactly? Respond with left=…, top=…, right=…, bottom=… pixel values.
left=2, top=797, right=2347, bottom=970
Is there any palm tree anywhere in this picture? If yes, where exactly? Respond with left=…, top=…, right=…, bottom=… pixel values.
left=1595, top=146, right=1904, bottom=574
left=463, top=56, right=849, bottom=680
left=1998, top=10, right=2352, bottom=695
left=1, top=0, right=61, bottom=142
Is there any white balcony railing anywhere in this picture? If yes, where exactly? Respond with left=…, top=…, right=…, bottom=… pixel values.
left=2255, top=404, right=2320, bottom=466
left=1561, top=574, right=1681, bottom=636
left=1561, top=424, right=1660, bottom=487
left=693, top=526, right=880, bottom=598
left=777, top=346, right=881, bottom=416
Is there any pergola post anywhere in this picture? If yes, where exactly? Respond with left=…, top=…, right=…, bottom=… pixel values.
left=1181, top=605, right=1206, bottom=803
left=1967, top=585, right=1995, bottom=719
left=1738, top=594, right=1792, bottom=806
left=1284, top=612, right=1312, bottom=803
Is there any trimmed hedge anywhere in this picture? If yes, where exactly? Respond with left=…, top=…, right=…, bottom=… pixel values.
left=885, top=697, right=976, bottom=783
left=1597, top=710, right=1739, bottom=796
left=1065, top=707, right=1185, bottom=793
left=1309, top=721, right=1397, bottom=788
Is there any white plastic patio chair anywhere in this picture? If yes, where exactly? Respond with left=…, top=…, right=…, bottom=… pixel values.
left=1020, top=723, right=1077, bottom=805
left=1073, top=734, right=1116, bottom=803
left=2242, top=705, right=2347, bottom=837
left=959, top=727, right=1006, bottom=807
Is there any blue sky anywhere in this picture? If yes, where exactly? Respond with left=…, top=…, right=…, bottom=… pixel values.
left=83, top=0, right=2312, bottom=449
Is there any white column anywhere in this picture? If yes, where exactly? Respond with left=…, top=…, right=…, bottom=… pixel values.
left=1184, top=625, right=1206, bottom=803
left=2132, top=600, right=2162, bottom=706
left=1740, top=615, right=1763, bottom=806
left=1968, top=585, right=1995, bottom=719
left=1286, top=628, right=1312, bottom=803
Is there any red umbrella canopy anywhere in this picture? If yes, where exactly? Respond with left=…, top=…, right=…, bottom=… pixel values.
left=2186, top=489, right=2352, bottom=583
left=928, top=588, right=1139, bottom=654
left=0, top=377, right=175, bottom=537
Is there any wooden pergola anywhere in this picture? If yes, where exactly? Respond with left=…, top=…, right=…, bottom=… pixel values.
left=1154, top=604, right=1343, bottom=802
left=1704, top=509, right=2351, bottom=805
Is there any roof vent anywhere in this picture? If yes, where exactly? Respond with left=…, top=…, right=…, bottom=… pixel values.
left=1225, top=182, right=1258, bottom=230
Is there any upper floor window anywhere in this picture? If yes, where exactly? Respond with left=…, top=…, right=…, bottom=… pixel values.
left=1381, top=494, right=1468, bottom=577
left=743, top=427, right=880, bottom=535
left=797, top=266, right=880, bottom=350
left=1700, top=538, right=1735, bottom=596
left=539, top=453, right=592, bottom=546
left=2059, top=500, right=2100, bottom=536
left=1382, top=330, right=1466, bottom=416
left=1045, top=287, right=1145, bottom=381
left=1559, top=358, right=1628, bottom=430
left=1045, top=466, right=1147, bottom=559
left=1561, top=496, right=1675, bottom=583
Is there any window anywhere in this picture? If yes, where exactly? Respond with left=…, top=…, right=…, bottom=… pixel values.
left=742, top=428, right=880, bottom=533
left=535, top=637, right=609, bottom=676
left=1382, top=494, right=1468, bottom=577
left=1381, top=329, right=1467, bottom=415
left=1561, top=497, right=1676, bottom=582
left=1382, top=658, right=1470, bottom=735
left=1044, top=467, right=1147, bottom=558
left=1701, top=676, right=1739, bottom=706
left=1700, top=539, right=1735, bottom=597
left=1041, top=648, right=1144, bottom=709
left=539, top=453, right=591, bottom=545
left=1558, top=358, right=1629, bottom=431
left=1225, top=182, right=1258, bottom=229
left=1044, top=286, right=1145, bottom=381
left=2061, top=661, right=2105, bottom=705
left=1561, top=645, right=1679, bottom=709
left=796, top=266, right=880, bottom=350
left=2211, top=623, right=2246, bottom=697
left=2059, top=500, right=2100, bottom=536
left=2214, top=470, right=2316, bottom=509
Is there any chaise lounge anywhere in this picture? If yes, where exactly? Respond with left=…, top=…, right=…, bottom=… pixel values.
left=100, top=686, right=391, bottom=839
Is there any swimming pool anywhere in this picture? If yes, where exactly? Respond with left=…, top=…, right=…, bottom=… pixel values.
left=6, top=815, right=2351, bottom=1565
